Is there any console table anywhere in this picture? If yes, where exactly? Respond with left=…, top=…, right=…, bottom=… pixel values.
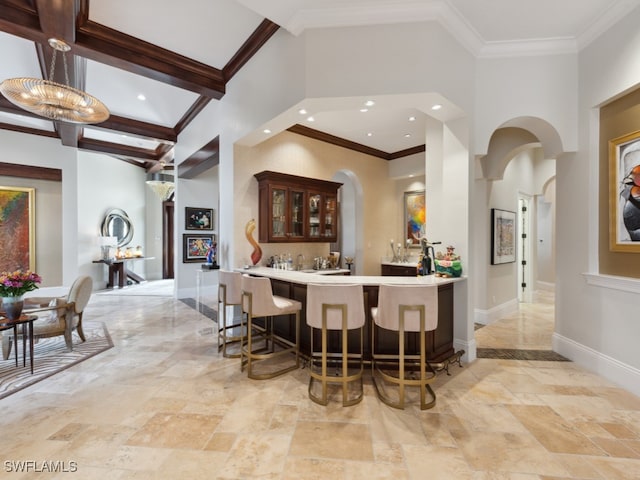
left=93, top=257, right=154, bottom=288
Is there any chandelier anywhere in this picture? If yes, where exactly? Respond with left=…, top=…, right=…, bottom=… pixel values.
left=0, top=38, right=109, bottom=124
left=146, top=161, right=175, bottom=201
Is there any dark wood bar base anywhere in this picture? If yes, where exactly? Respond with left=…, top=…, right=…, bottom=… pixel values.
left=264, top=278, right=455, bottom=363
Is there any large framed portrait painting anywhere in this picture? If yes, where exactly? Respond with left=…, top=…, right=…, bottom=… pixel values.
left=0, top=186, right=35, bottom=272
left=609, top=130, right=640, bottom=252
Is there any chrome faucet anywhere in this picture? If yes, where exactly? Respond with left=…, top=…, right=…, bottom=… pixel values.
left=296, top=254, right=305, bottom=270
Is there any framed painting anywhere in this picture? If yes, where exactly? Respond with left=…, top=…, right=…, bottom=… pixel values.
left=185, top=207, right=213, bottom=231
left=0, top=186, right=35, bottom=272
left=404, top=190, right=425, bottom=246
left=491, top=208, right=516, bottom=265
left=183, top=233, right=215, bottom=263
left=609, top=129, right=640, bottom=252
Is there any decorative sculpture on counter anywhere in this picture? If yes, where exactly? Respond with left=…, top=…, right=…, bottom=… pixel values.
left=245, top=219, right=262, bottom=265
left=434, top=245, right=463, bottom=278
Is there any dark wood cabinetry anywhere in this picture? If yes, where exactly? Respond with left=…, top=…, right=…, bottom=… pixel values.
left=381, top=263, right=418, bottom=277
left=264, top=277, right=454, bottom=363
left=255, top=171, right=342, bottom=243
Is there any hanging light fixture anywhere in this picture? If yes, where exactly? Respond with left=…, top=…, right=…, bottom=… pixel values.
left=146, top=161, right=175, bottom=201
left=0, top=38, right=109, bottom=124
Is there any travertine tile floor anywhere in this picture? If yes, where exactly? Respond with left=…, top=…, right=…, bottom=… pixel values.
left=2, top=287, right=640, bottom=479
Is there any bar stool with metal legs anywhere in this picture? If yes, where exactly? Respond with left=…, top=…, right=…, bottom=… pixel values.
left=371, top=284, right=438, bottom=410
left=306, top=283, right=365, bottom=406
left=240, top=274, right=301, bottom=379
left=212, top=270, right=243, bottom=357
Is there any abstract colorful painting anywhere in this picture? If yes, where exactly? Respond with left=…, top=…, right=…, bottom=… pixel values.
left=404, top=190, right=425, bottom=245
left=182, top=233, right=215, bottom=263
left=0, top=186, right=35, bottom=272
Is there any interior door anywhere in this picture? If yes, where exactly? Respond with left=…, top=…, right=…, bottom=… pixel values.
left=163, top=200, right=174, bottom=279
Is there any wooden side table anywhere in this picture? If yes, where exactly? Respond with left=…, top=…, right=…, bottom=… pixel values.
left=0, top=314, right=37, bottom=374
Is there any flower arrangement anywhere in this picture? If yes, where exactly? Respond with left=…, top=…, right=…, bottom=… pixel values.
left=0, top=270, right=42, bottom=297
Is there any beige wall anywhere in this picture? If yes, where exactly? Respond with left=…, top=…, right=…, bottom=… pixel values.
left=233, top=131, right=395, bottom=275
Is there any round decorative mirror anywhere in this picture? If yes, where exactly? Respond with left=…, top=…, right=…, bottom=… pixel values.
left=101, top=208, right=134, bottom=247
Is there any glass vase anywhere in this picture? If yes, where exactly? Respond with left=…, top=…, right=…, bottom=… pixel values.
left=2, top=295, right=24, bottom=321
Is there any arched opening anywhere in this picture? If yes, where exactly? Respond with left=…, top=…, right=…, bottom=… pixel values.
left=332, top=170, right=364, bottom=275
left=475, top=117, right=561, bottom=355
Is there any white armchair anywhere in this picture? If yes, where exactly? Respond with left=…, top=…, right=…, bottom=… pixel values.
left=1, top=276, right=93, bottom=360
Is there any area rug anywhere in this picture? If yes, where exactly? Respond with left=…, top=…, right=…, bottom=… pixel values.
left=0, top=321, right=113, bottom=399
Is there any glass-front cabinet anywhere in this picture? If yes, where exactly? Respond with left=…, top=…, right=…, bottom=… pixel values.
left=255, top=171, right=342, bottom=243
left=307, top=191, right=338, bottom=242
left=268, top=185, right=305, bottom=241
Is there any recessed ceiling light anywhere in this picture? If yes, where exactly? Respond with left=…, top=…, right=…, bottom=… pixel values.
left=365, top=100, right=375, bottom=107
left=409, top=174, right=414, bottom=178
left=137, top=93, right=146, bottom=101
left=360, top=108, right=368, bottom=113
left=404, top=133, right=411, bottom=138
left=431, top=104, right=442, bottom=111
left=367, top=132, right=373, bottom=137
left=307, top=116, right=315, bottom=122
left=408, top=116, right=416, bottom=122
left=263, top=129, right=271, bottom=134
left=298, top=108, right=307, bottom=115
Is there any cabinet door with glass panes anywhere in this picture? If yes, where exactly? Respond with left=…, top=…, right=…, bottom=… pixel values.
left=268, top=185, right=305, bottom=241
left=306, top=191, right=338, bottom=242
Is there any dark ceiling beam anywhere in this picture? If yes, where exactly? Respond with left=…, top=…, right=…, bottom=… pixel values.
left=78, top=137, right=159, bottom=160
left=0, top=1, right=44, bottom=42
left=34, top=0, right=84, bottom=147
left=224, top=19, right=279, bottom=81
left=75, top=21, right=225, bottom=99
left=0, top=161, right=62, bottom=181
left=0, top=121, right=58, bottom=139
left=0, top=1, right=226, bottom=99
left=177, top=136, right=219, bottom=179
left=174, top=96, right=211, bottom=135
left=92, top=115, right=177, bottom=143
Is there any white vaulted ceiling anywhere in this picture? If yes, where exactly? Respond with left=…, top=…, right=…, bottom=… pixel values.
left=0, top=0, right=636, bottom=166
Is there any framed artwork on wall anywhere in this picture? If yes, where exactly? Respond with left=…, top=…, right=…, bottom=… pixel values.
left=183, top=233, right=216, bottom=263
left=404, top=190, right=425, bottom=246
left=491, top=208, right=516, bottom=265
left=0, top=186, right=35, bottom=272
left=609, top=129, right=640, bottom=252
left=185, top=207, right=213, bottom=231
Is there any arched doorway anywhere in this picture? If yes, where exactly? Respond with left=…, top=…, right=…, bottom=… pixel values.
left=332, top=170, right=363, bottom=275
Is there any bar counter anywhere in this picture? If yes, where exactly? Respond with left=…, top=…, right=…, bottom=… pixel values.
left=239, top=266, right=466, bottom=364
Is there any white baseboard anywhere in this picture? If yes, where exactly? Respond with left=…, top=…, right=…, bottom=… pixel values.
left=553, top=333, right=640, bottom=397
left=474, top=298, right=519, bottom=325
left=454, top=338, right=476, bottom=363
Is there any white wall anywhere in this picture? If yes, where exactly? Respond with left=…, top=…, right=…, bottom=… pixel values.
left=77, top=151, right=147, bottom=289
left=552, top=5, right=640, bottom=395
left=175, top=165, right=219, bottom=299
left=537, top=179, right=556, bottom=286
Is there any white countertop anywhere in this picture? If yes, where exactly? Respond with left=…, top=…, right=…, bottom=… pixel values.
left=237, top=266, right=465, bottom=286
left=381, top=261, right=419, bottom=267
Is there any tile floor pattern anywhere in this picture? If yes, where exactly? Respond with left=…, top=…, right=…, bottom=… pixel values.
left=2, top=289, right=640, bottom=479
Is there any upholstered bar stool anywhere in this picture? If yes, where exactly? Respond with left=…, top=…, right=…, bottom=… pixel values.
left=240, top=274, right=301, bottom=379
left=306, top=283, right=365, bottom=406
left=371, top=284, right=438, bottom=410
left=213, top=270, right=243, bottom=357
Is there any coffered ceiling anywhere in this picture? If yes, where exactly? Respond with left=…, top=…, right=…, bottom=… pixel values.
left=0, top=0, right=636, bottom=170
